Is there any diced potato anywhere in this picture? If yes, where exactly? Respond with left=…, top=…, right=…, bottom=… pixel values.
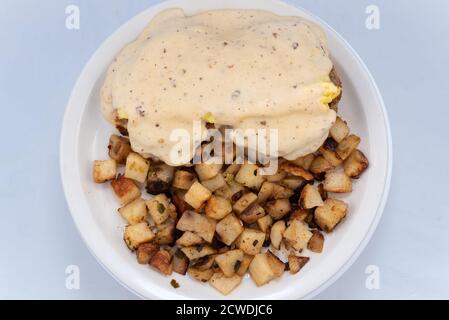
left=176, top=231, right=204, bottom=247
left=289, top=209, right=309, bottom=223
left=310, top=156, right=334, bottom=174
left=329, top=117, right=350, bottom=143
left=281, top=177, right=305, bottom=190
left=111, top=175, right=141, bottom=205
left=155, top=220, right=175, bottom=245
left=93, top=160, right=117, bottom=183
left=323, top=171, right=352, bottom=193
left=270, top=220, right=286, bottom=250
left=223, top=163, right=241, bottom=176
left=249, top=251, right=285, bottom=286
left=184, top=181, right=212, bottom=209
left=257, top=182, right=275, bottom=203
left=176, top=211, right=216, bottom=243
left=336, top=134, right=361, bottom=161
left=271, top=184, right=294, bottom=199
left=188, top=267, right=214, bottom=282
left=108, top=134, right=131, bottom=164
left=291, top=154, right=315, bottom=170
left=314, top=199, right=348, bottom=232
left=124, top=152, right=150, bottom=183
left=235, top=163, right=265, bottom=190
left=308, top=230, right=324, bottom=253
left=146, top=163, right=174, bottom=194
left=195, top=163, right=223, bottom=181
left=319, top=138, right=342, bottom=166
left=205, top=196, right=232, bottom=220
left=201, top=173, right=226, bottom=192
left=236, top=254, right=254, bottom=276
left=118, top=198, right=147, bottom=225
left=239, top=204, right=266, bottom=224
left=191, top=255, right=215, bottom=271
left=172, top=249, right=189, bottom=275
left=124, top=222, right=155, bottom=250
left=300, top=184, right=324, bottom=209
left=181, top=245, right=216, bottom=260
left=146, top=194, right=174, bottom=225
left=288, top=255, right=309, bottom=275
left=317, top=183, right=328, bottom=201
left=265, top=170, right=287, bottom=183
left=257, top=215, right=273, bottom=233
left=149, top=250, right=172, bottom=275
left=171, top=190, right=191, bottom=215
left=233, top=192, right=258, bottom=214
left=344, top=149, right=369, bottom=178
left=136, top=242, right=159, bottom=264
left=209, top=272, right=242, bottom=295
left=172, top=170, right=196, bottom=190
left=283, top=220, right=313, bottom=251
left=264, top=199, right=291, bottom=220
left=215, top=249, right=244, bottom=277
left=236, top=228, right=265, bottom=255
left=216, top=214, right=243, bottom=246
left=280, top=162, right=313, bottom=181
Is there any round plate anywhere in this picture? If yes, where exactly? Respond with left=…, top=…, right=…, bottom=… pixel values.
left=60, top=0, right=392, bottom=299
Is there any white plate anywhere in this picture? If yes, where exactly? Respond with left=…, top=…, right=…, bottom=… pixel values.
left=60, top=0, right=392, bottom=299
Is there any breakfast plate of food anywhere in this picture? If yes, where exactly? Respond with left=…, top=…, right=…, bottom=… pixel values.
left=60, top=0, right=392, bottom=299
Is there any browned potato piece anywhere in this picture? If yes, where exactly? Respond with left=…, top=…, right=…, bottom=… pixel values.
left=236, top=254, right=254, bottom=276
left=265, top=170, right=287, bottom=183
left=336, top=134, right=361, bottom=160
left=265, top=199, right=291, bottom=220
left=136, top=242, right=159, bottom=264
left=237, top=228, right=265, bottom=255
left=188, top=267, right=214, bottom=282
left=257, top=182, right=275, bottom=203
left=233, top=192, right=258, bottom=214
left=281, top=177, right=305, bottom=190
left=118, top=198, right=147, bottom=225
left=291, top=154, right=315, bottom=170
left=146, top=163, right=174, bottom=194
left=239, top=204, right=266, bottom=224
left=171, top=190, right=191, bottom=215
left=319, top=138, right=343, bottom=166
left=215, top=249, right=244, bottom=277
left=201, top=173, right=226, bottom=192
left=146, top=194, right=175, bottom=225
left=344, top=149, right=369, bottom=178
left=235, top=163, right=265, bottom=190
left=181, top=245, right=216, bottom=260
left=172, top=249, right=189, bottom=275
left=124, top=221, right=155, bottom=250
left=323, top=171, right=352, bottom=193
left=309, top=156, right=334, bottom=174
left=176, top=231, right=204, bottom=247
left=209, top=272, right=242, bottom=295
left=176, top=211, right=216, bottom=243
left=280, top=162, right=314, bottom=180
left=205, top=196, right=232, bottom=220
left=172, top=170, right=196, bottom=190
left=317, top=183, right=328, bottom=201
left=125, top=152, right=150, bottom=183
left=329, top=117, right=350, bottom=143
left=191, top=255, right=215, bottom=271
left=149, top=250, right=172, bottom=275
left=308, top=230, right=324, bottom=253
left=257, top=215, right=273, bottom=233
left=184, top=181, right=212, bottom=209
left=108, top=134, right=131, bottom=164
left=93, top=160, right=117, bottom=183
left=288, top=256, right=309, bottom=274
left=155, top=220, right=175, bottom=245
left=283, top=220, right=313, bottom=251
left=215, top=214, right=243, bottom=245
left=300, top=184, right=324, bottom=209
left=289, top=209, right=309, bottom=223
left=270, top=220, right=286, bottom=250
left=271, top=184, right=295, bottom=199
left=315, top=199, right=348, bottom=232
left=249, top=251, right=285, bottom=286
left=195, top=163, right=223, bottom=181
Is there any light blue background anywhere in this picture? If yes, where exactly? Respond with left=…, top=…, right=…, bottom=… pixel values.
left=1, top=0, right=448, bottom=299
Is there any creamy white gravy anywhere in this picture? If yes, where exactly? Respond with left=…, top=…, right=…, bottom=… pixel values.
left=101, top=8, right=338, bottom=165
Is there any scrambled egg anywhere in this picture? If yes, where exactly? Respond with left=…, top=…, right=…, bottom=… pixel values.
left=319, top=81, right=341, bottom=106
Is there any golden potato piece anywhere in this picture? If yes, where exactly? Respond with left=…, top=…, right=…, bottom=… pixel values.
left=344, top=149, right=369, bottom=178
left=288, top=255, right=309, bottom=275
left=111, top=175, right=141, bottom=205
left=336, top=134, right=361, bottom=161
left=323, top=171, right=352, bottom=193
left=93, top=159, right=117, bottom=183
left=300, top=184, right=324, bottom=209
left=314, top=198, right=348, bottom=232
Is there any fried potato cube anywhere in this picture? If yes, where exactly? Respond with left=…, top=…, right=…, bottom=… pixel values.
left=215, top=249, right=244, bottom=277
left=181, top=245, right=216, bottom=260
left=201, top=173, right=226, bottom=192
left=124, top=152, right=150, bottom=183
left=257, top=182, right=275, bottom=203
left=93, top=159, right=117, bottom=183
left=146, top=163, right=174, bottom=194
left=150, top=250, right=172, bottom=275
left=176, top=211, right=216, bottom=243
left=310, top=156, right=334, bottom=174
left=172, top=249, right=189, bottom=275
left=239, top=204, right=266, bottom=224
left=329, top=117, right=350, bottom=143
left=265, top=169, right=287, bottom=183
left=280, top=162, right=314, bottom=180
left=288, top=255, right=309, bottom=275
left=307, top=230, right=324, bottom=253
left=136, top=242, right=159, bottom=264
left=108, top=134, right=131, bottom=164
left=205, top=196, right=232, bottom=220
left=270, top=220, right=286, bottom=250
left=271, top=184, right=294, bottom=200
left=235, top=163, right=265, bottom=190
left=184, top=181, right=212, bottom=209
left=124, top=222, right=155, bottom=250
left=336, top=134, right=361, bottom=160
left=191, top=255, right=215, bottom=271
left=323, top=171, right=352, bottom=193
left=249, top=251, right=285, bottom=286
left=111, top=175, right=141, bottom=205
left=289, top=209, right=310, bottom=223
left=209, top=272, right=242, bottom=296
left=155, top=220, right=175, bottom=245
left=257, top=214, right=273, bottom=233
left=176, top=231, right=204, bottom=247
left=300, top=184, right=324, bottom=209
left=236, top=254, right=254, bottom=276
left=283, top=220, right=312, bottom=251
left=236, top=228, right=265, bottom=255
left=315, top=199, right=348, bottom=232
left=291, top=154, right=315, bottom=170
left=216, top=214, right=243, bottom=246
left=264, top=199, right=291, bottom=220
left=195, top=162, right=223, bottom=181
left=188, top=267, right=214, bottom=282
left=118, top=198, right=147, bottom=225
left=344, top=149, right=369, bottom=178
left=281, top=177, right=305, bottom=190
left=172, top=170, right=196, bottom=190
left=319, top=138, right=343, bottom=166
left=233, top=192, right=258, bottom=214
left=146, top=194, right=174, bottom=225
